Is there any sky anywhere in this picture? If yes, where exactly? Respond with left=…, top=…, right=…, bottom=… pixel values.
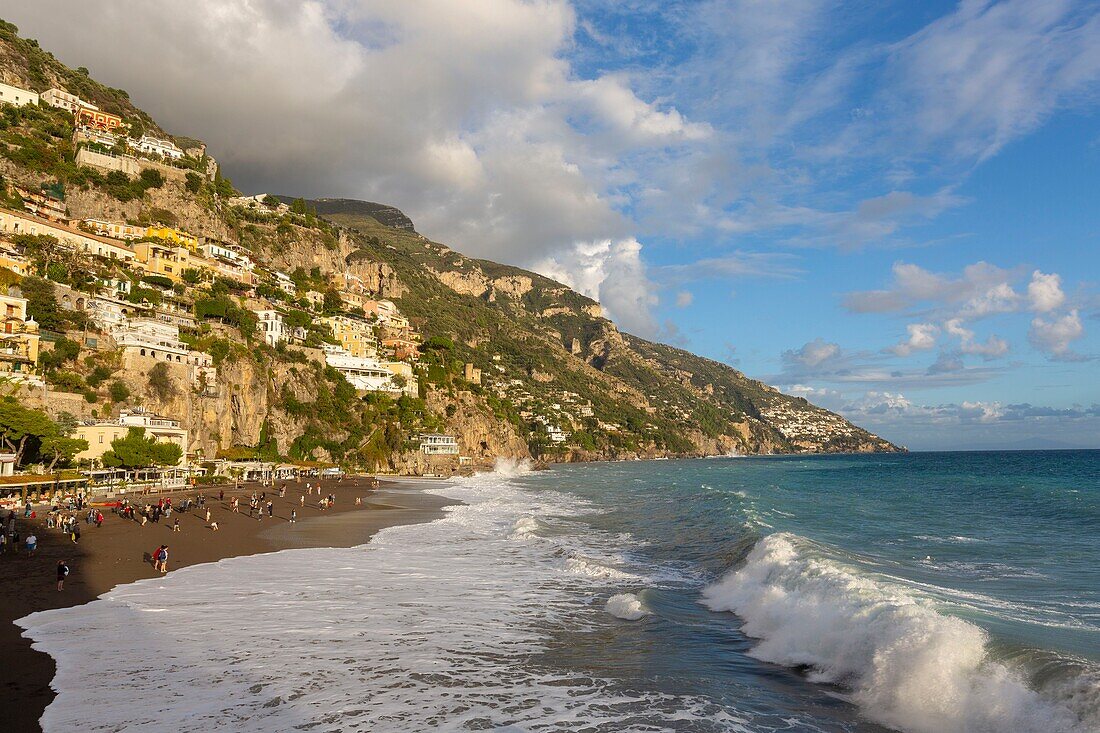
left=4, top=0, right=1099, bottom=450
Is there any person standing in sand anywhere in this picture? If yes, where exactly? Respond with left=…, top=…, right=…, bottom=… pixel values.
left=300, top=495, right=305, bottom=507
left=205, top=508, right=211, bottom=523
left=56, top=560, right=69, bottom=591
left=290, top=510, right=297, bottom=523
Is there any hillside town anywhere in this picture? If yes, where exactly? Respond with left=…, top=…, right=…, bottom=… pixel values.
left=0, top=50, right=898, bottom=509
left=0, top=78, right=475, bottom=506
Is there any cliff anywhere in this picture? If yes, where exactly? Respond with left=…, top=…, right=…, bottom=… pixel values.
left=0, top=21, right=900, bottom=477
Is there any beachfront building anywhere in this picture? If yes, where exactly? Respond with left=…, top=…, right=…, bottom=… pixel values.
left=419, top=434, right=459, bottom=455
left=0, top=82, right=39, bottom=108
left=255, top=309, right=287, bottom=347
left=82, top=219, right=147, bottom=241
left=134, top=134, right=183, bottom=160
left=320, top=315, right=377, bottom=359
left=76, top=409, right=189, bottom=467
left=0, top=293, right=39, bottom=380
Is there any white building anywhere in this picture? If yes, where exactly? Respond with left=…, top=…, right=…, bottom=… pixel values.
left=114, top=318, right=191, bottom=363
left=256, top=309, right=287, bottom=347
left=41, top=88, right=91, bottom=113
left=86, top=295, right=133, bottom=332
left=419, top=434, right=459, bottom=455
left=200, top=241, right=252, bottom=267
left=273, top=271, right=296, bottom=295
left=134, top=134, right=183, bottom=160
left=0, top=82, right=39, bottom=108
left=323, top=344, right=402, bottom=394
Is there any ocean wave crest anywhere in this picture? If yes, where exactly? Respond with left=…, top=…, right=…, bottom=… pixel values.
left=701, top=532, right=1097, bottom=733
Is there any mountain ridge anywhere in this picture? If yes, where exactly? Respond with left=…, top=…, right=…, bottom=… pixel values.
left=0, top=20, right=902, bottom=473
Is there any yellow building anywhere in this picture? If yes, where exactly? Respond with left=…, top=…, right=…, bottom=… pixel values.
left=0, top=294, right=39, bottom=378
left=134, top=241, right=190, bottom=283
left=145, top=225, right=199, bottom=251
left=320, top=315, right=377, bottom=359
left=75, top=409, right=189, bottom=467
left=0, top=251, right=30, bottom=276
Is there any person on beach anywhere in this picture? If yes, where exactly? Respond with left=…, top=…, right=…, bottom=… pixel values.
left=70, top=524, right=80, bottom=544
left=210, top=520, right=219, bottom=531
left=173, top=518, right=181, bottom=533
left=219, top=489, right=224, bottom=502
left=95, top=510, right=103, bottom=528
left=205, top=508, right=211, bottom=523
left=267, top=501, right=273, bottom=517
left=57, top=560, right=69, bottom=591
left=300, top=495, right=305, bottom=507
left=290, top=510, right=296, bottom=523
left=0, top=531, right=6, bottom=554
left=25, top=533, right=37, bottom=555
left=155, top=545, right=168, bottom=573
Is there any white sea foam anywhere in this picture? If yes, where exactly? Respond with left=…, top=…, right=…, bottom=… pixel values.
left=511, top=515, right=540, bottom=539
left=562, top=554, right=639, bottom=580
left=702, top=532, right=1097, bottom=733
left=606, top=593, right=649, bottom=620
left=20, top=469, right=755, bottom=733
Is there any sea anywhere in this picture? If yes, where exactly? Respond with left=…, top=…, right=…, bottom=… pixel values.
left=18, top=451, right=1100, bottom=733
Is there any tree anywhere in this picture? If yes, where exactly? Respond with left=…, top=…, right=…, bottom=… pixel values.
left=40, top=434, right=88, bottom=472
left=147, top=362, right=174, bottom=402
left=100, top=427, right=182, bottom=468
left=38, top=337, right=80, bottom=372
left=18, top=276, right=64, bottom=331
left=0, top=397, right=77, bottom=468
left=185, top=171, right=203, bottom=193
left=322, top=288, right=342, bottom=313
left=108, top=380, right=130, bottom=403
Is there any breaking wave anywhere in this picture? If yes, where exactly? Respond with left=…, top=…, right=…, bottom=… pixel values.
left=702, top=532, right=1098, bottom=733
left=606, top=593, right=649, bottom=621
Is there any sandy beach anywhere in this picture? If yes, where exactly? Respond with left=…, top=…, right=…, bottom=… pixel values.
left=0, top=476, right=455, bottom=733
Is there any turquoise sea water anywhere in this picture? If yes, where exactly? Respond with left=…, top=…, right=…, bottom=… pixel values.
left=19, top=451, right=1099, bottom=732
left=519, top=450, right=1099, bottom=732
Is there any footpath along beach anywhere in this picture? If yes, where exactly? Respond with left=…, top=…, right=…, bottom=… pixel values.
left=0, top=475, right=455, bottom=733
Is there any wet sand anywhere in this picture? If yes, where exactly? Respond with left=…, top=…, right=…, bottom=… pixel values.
left=0, top=476, right=455, bottom=733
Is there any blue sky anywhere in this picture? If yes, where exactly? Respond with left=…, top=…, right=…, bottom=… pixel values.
left=6, top=0, right=1098, bottom=449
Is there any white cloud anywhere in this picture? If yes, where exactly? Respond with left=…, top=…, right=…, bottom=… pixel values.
left=4, top=0, right=721, bottom=335
left=534, top=238, right=659, bottom=336
left=1029, top=309, right=1086, bottom=361
left=1027, top=270, right=1066, bottom=313
left=786, top=338, right=841, bottom=368
left=945, top=319, right=1010, bottom=359
left=675, top=290, right=694, bottom=308
left=889, top=322, right=938, bottom=356
left=884, top=0, right=1100, bottom=161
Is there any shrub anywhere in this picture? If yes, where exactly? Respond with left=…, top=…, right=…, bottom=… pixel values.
left=108, top=380, right=130, bottom=403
